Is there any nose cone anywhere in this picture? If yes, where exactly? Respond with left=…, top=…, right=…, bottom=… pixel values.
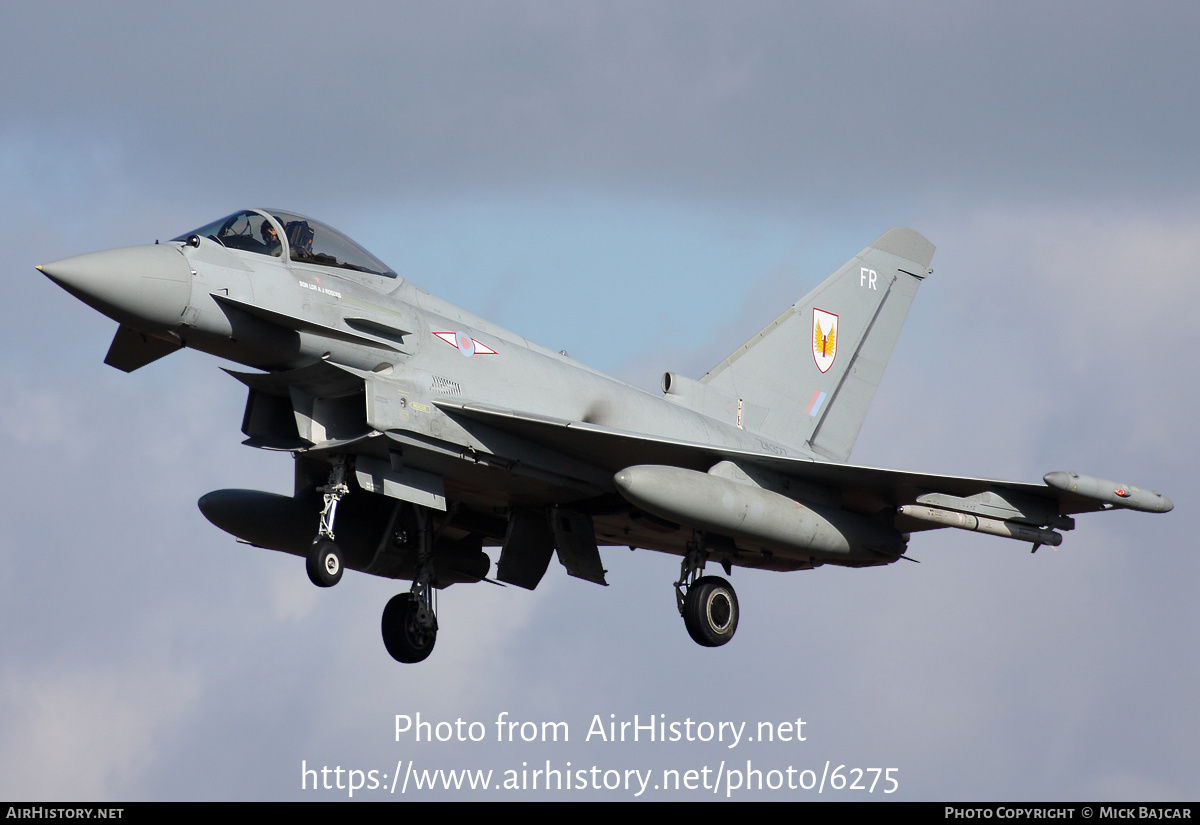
left=39, top=244, right=192, bottom=330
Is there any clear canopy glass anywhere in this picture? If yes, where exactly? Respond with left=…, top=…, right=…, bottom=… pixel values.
left=175, top=209, right=396, bottom=278
left=267, top=210, right=396, bottom=277
left=175, top=210, right=282, bottom=257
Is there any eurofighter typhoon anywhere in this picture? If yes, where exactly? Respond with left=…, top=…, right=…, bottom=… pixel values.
left=38, top=210, right=1173, bottom=663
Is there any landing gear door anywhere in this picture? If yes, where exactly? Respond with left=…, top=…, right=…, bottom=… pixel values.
left=551, top=508, right=607, bottom=585
left=354, top=455, right=447, bottom=511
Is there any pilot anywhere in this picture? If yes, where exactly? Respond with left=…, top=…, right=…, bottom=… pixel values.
left=286, top=220, right=315, bottom=259
left=260, top=221, right=282, bottom=256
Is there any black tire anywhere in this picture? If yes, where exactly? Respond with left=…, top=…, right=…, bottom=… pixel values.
left=306, top=539, right=343, bottom=588
left=682, top=575, right=739, bottom=647
left=381, top=593, right=438, bottom=663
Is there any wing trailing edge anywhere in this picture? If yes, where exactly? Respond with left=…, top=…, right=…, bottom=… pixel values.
left=436, top=400, right=1171, bottom=534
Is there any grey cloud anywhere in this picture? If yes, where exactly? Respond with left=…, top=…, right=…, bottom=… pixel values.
left=4, top=2, right=1199, bottom=206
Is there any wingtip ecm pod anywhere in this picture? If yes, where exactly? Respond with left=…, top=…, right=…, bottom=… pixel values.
left=1043, top=471, right=1174, bottom=513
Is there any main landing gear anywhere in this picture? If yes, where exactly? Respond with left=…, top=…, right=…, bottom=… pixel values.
left=381, top=506, right=438, bottom=663
left=675, top=536, right=739, bottom=648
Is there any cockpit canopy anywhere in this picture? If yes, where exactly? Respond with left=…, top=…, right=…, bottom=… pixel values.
left=174, top=209, right=396, bottom=278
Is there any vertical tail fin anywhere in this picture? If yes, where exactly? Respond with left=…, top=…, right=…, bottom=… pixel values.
left=701, top=227, right=935, bottom=462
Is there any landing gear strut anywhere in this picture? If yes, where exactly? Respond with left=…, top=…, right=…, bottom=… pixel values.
left=307, top=457, right=349, bottom=588
left=381, top=506, right=438, bottom=663
left=675, top=534, right=739, bottom=648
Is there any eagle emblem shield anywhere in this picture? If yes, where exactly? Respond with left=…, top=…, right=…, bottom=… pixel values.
left=812, top=308, right=838, bottom=373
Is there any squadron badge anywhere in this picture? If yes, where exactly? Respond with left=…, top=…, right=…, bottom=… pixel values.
left=812, top=308, right=838, bottom=373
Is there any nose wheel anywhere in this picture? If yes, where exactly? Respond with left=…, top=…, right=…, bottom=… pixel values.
left=306, top=539, right=343, bottom=587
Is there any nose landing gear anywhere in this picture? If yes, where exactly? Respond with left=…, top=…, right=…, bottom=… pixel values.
left=307, top=457, right=349, bottom=588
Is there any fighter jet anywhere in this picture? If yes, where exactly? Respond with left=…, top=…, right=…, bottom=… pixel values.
left=38, top=210, right=1173, bottom=663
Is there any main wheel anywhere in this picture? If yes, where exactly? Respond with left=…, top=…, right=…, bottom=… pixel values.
left=682, top=575, right=739, bottom=647
left=381, top=593, right=438, bottom=663
left=306, top=539, right=343, bottom=588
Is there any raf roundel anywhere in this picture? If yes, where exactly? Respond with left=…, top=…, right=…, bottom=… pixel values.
left=433, top=331, right=498, bottom=356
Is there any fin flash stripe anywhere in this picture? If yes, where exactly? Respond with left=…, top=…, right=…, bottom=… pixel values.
left=804, top=390, right=827, bottom=417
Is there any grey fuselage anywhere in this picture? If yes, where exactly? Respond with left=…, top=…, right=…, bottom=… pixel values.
left=178, top=232, right=809, bottom=466
left=42, top=211, right=836, bottom=574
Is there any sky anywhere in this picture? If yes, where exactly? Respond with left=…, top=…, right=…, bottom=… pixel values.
left=1, top=1, right=1197, bottom=801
